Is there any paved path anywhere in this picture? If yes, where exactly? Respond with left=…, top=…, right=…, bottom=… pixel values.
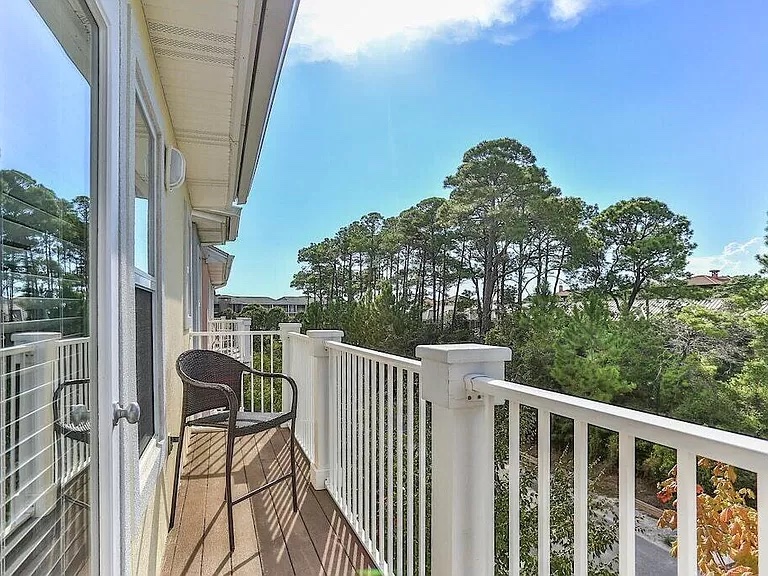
left=636, top=534, right=677, bottom=575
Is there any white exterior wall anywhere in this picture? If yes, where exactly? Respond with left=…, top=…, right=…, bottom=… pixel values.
left=125, top=3, right=192, bottom=574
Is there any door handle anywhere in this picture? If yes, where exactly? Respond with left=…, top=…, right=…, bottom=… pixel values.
left=113, top=401, right=141, bottom=426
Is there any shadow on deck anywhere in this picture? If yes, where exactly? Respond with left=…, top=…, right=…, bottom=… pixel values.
left=161, top=428, right=375, bottom=576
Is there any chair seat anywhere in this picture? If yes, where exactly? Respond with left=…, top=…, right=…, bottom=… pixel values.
left=189, top=410, right=292, bottom=436
left=54, top=421, right=90, bottom=444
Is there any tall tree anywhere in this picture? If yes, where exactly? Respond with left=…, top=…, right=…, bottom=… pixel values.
left=443, top=138, right=557, bottom=334
left=757, top=212, right=768, bottom=274
left=579, top=197, right=695, bottom=312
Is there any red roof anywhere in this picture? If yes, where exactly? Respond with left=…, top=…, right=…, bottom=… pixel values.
left=687, top=274, right=731, bottom=287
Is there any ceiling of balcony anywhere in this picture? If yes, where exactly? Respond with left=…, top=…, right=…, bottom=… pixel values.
left=140, top=0, right=297, bottom=220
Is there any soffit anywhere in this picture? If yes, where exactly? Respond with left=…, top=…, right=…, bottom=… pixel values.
left=140, top=0, right=297, bottom=214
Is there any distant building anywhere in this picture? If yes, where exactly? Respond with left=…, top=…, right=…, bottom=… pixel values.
left=686, top=269, right=731, bottom=287
left=215, top=294, right=309, bottom=317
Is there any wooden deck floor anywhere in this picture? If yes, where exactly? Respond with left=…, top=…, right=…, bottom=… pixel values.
left=160, top=428, right=375, bottom=576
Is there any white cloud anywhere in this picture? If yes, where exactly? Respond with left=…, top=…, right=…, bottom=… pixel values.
left=550, top=0, right=593, bottom=22
left=290, top=0, right=595, bottom=63
left=687, top=237, right=764, bottom=277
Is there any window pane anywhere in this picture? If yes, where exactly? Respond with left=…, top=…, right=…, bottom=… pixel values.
left=135, top=286, right=155, bottom=454
left=134, top=104, right=152, bottom=275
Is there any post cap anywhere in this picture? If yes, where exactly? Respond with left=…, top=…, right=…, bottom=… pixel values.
left=306, top=329, right=344, bottom=340
left=416, top=343, right=511, bottom=365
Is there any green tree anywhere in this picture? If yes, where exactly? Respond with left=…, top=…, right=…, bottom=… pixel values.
left=443, top=138, right=558, bottom=334
left=757, top=212, right=768, bottom=273
left=579, top=197, right=695, bottom=313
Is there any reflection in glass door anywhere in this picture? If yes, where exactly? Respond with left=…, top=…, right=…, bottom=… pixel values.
left=1, top=0, right=97, bottom=573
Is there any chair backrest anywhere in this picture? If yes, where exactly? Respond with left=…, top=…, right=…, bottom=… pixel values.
left=176, top=349, right=249, bottom=416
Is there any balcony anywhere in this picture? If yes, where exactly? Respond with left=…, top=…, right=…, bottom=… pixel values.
left=160, top=428, right=375, bottom=576
left=7, top=325, right=767, bottom=575
left=169, top=324, right=768, bottom=575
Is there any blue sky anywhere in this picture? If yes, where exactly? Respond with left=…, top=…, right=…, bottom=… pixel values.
left=227, top=0, right=768, bottom=296
left=0, top=1, right=91, bottom=202
left=3, top=1, right=767, bottom=298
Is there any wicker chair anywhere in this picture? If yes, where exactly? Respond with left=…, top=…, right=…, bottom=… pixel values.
left=169, top=349, right=298, bottom=552
left=53, top=378, right=91, bottom=509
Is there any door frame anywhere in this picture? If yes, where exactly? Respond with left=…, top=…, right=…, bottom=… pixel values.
left=82, top=0, right=122, bottom=573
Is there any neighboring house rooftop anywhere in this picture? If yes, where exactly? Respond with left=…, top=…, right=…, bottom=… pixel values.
left=217, top=294, right=308, bottom=306
left=687, top=269, right=731, bottom=287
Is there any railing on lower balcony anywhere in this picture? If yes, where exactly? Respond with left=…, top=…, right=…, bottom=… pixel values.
left=200, top=324, right=768, bottom=576
left=2, top=335, right=90, bottom=539
left=189, top=329, right=283, bottom=412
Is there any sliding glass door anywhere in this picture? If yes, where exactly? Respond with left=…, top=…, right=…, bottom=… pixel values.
left=1, top=0, right=98, bottom=573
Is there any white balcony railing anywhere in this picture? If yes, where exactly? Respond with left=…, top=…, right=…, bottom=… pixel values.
left=197, top=325, right=768, bottom=576
left=2, top=334, right=90, bottom=539
left=189, top=329, right=283, bottom=413
left=286, top=332, right=314, bottom=460
left=325, top=340, right=428, bottom=576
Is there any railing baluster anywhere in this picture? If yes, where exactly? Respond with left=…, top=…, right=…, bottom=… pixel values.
left=329, top=349, right=336, bottom=495
left=346, top=352, right=352, bottom=516
left=509, top=400, right=521, bottom=576
left=370, top=358, right=376, bottom=550
left=396, top=366, right=404, bottom=576
left=363, top=355, right=369, bottom=543
left=378, top=360, right=385, bottom=567
left=267, top=334, right=273, bottom=411
left=676, top=450, right=697, bottom=576
left=538, top=408, right=551, bottom=576
left=341, top=352, right=347, bottom=512
left=387, top=363, right=395, bottom=573
left=260, top=334, right=266, bottom=412
left=406, top=370, right=414, bottom=576
left=618, top=433, right=636, bottom=576
left=574, top=420, right=588, bottom=576
left=353, top=353, right=359, bottom=529
left=418, top=392, right=426, bottom=576
left=759, top=471, right=768, bottom=576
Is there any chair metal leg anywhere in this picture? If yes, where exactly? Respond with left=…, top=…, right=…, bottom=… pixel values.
left=169, top=422, right=186, bottom=530
left=226, top=432, right=236, bottom=552
left=290, top=421, right=298, bottom=512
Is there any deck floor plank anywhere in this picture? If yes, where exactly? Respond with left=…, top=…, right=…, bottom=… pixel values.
left=267, top=431, right=359, bottom=576
left=229, top=437, right=263, bottom=575
left=164, top=433, right=211, bottom=576
left=201, top=434, right=233, bottom=576
left=238, top=434, right=292, bottom=575
left=161, top=428, right=374, bottom=576
left=255, top=431, right=325, bottom=576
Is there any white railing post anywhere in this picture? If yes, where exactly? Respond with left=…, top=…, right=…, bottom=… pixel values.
left=279, top=322, right=302, bottom=415
left=416, top=343, right=511, bottom=576
left=12, top=332, right=61, bottom=518
left=307, top=329, right=344, bottom=490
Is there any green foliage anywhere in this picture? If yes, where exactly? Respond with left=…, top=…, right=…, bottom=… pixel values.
left=240, top=305, right=289, bottom=330
left=550, top=297, right=632, bottom=402
left=495, top=455, right=619, bottom=575
left=579, top=197, right=696, bottom=312
left=1, top=169, right=89, bottom=337
left=757, top=212, right=768, bottom=274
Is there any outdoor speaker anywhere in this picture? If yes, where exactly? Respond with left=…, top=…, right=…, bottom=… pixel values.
left=166, top=146, right=186, bottom=191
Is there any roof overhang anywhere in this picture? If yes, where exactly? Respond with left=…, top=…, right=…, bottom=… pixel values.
left=203, top=246, right=235, bottom=289
left=192, top=206, right=242, bottom=245
left=141, top=0, right=299, bottom=217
